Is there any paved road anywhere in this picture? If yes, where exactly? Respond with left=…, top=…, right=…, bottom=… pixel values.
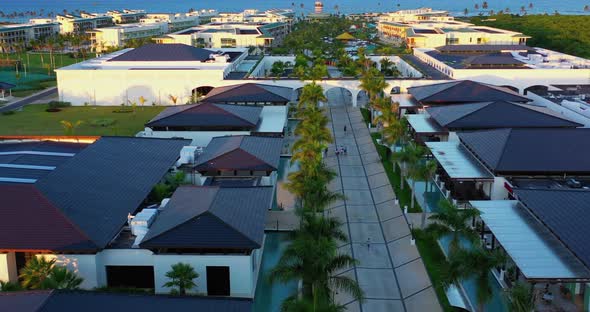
left=325, top=106, right=442, bottom=312
left=401, top=55, right=450, bottom=80
left=0, top=87, right=57, bottom=113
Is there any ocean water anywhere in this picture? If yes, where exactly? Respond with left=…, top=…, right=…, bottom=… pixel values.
left=0, top=0, right=588, bottom=22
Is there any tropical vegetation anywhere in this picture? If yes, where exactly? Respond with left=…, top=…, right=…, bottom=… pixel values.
left=163, top=262, right=199, bottom=295
left=469, top=14, right=590, bottom=58
left=272, top=81, right=364, bottom=311
left=16, top=256, right=83, bottom=290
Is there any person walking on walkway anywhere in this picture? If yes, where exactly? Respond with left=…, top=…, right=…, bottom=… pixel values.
left=367, top=237, right=371, bottom=251
left=344, top=125, right=347, bottom=134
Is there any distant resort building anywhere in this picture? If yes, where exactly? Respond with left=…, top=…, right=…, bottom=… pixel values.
left=315, top=1, right=324, bottom=14
left=378, top=10, right=528, bottom=48
left=211, top=9, right=294, bottom=25
left=155, top=22, right=290, bottom=49
left=0, top=20, right=60, bottom=52
left=89, top=22, right=169, bottom=52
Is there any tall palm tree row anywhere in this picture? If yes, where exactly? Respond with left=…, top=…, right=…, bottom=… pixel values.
left=274, top=82, right=364, bottom=310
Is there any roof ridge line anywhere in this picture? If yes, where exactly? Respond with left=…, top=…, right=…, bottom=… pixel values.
left=34, top=186, right=98, bottom=249
left=214, top=104, right=260, bottom=126
left=495, top=128, right=514, bottom=170
left=208, top=196, right=261, bottom=248
left=239, top=139, right=279, bottom=170
left=146, top=103, right=200, bottom=125
left=447, top=102, right=492, bottom=125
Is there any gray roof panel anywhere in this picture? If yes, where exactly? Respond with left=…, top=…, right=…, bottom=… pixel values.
left=146, top=103, right=261, bottom=128
left=141, top=186, right=273, bottom=249
left=515, top=189, right=590, bottom=270
left=35, top=137, right=189, bottom=249
left=205, top=83, right=292, bottom=103
left=195, top=135, right=282, bottom=171
left=108, top=44, right=214, bottom=62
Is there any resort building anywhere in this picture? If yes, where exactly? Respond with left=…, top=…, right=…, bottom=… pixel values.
left=140, top=13, right=201, bottom=32
left=139, top=100, right=288, bottom=146
left=211, top=9, right=294, bottom=24
left=106, top=10, right=147, bottom=24
left=377, top=8, right=528, bottom=48
left=413, top=45, right=590, bottom=90
left=425, top=128, right=590, bottom=206
left=56, top=13, right=114, bottom=34
left=0, top=21, right=60, bottom=52
left=0, top=290, right=252, bottom=312
left=471, top=189, right=590, bottom=311
left=0, top=137, right=272, bottom=298
left=156, top=22, right=290, bottom=49
left=203, top=83, right=293, bottom=105
left=398, top=80, right=530, bottom=115
left=55, top=44, right=249, bottom=105
left=406, top=100, right=582, bottom=143
left=190, top=135, right=283, bottom=188
left=89, top=22, right=169, bottom=52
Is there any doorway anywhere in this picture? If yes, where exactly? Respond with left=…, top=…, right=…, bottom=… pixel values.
left=206, top=266, right=230, bottom=296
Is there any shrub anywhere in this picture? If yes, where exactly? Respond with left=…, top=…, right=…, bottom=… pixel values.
left=47, top=101, right=71, bottom=109
left=90, top=118, right=116, bottom=127
left=112, top=107, right=134, bottom=113
left=2, top=111, right=15, bottom=116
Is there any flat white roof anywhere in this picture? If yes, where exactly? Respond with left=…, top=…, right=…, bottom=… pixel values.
left=426, top=141, right=493, bottom=181
left=406, top=114, right=445, bottom=134
left=256, top=106, right=287, bottom=133
left=473, top=200, right=590, bottom=280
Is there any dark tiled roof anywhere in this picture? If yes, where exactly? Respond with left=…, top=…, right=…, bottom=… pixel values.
left=108, top=44, right=214, bottom=62
left=146, top=102, right=262, bottom=129
left=205, top=83, right=292, bottom=103
left=426, top=101, right=582, bottom=129
left=31, top=137, right=189, bottom=251
left=0, top=290, right=253, bottom=312
left=195, top=135, right=282, bottom=171
left=0, top=184, right=95, bottom=251
left=408, top=80, right=530, bottom=104
left=459, top=128, right=590, bottom=174
left=515, top=189, right=590, bottom=270
left=467, top=54, right=526, bottom=66
left=141, top=186, right=273, bottom=249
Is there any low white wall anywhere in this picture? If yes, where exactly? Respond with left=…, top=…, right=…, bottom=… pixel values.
left=489, top=177, right=509, bottom=200
left=137, top=130, right=251, bottom=147
left=40, top=254, right=99, bottom=290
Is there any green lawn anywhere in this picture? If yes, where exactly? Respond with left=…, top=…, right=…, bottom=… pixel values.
left=0, top=104, right=165, bottom=136
left=2, top=52, right=87, bottom=73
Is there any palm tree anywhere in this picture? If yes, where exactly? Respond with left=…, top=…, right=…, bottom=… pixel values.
left=298, top=82, right=327, bottom=112
left=138, top=96, right=147, bottom=109
left=42, top=266, right=83, bottom=289
left=20, top=257, right=56, bottom=289
left=282, top=296, right=346, bottom=312
left=410, top=159, right=437, bottom=221
left=447, top=247, right=506, bottom=312
left=163, top=262, right=199, bottom=295
left=392, top=142, right=422, bottom=190
left=424, top=199, right=480, bottom=255
left=374, top=99, right=403, bottom=157
left=168, top=94, right=178, bottom=105
left=505, top=281, right=536, bottom=312
left=482, top=2, right=489, bottom=10
left=464, top=8, right=469, bottom=16
left=60, top=120, right=84, bottom=136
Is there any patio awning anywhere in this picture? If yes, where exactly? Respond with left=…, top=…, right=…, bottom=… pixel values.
left=472, top=200, right=590, bottom=281
left=0, top=82, right=16, bottom=90
left=255, top=106, right=287, bottom=133
left=406, top=114, right=446, bottom=134
left=425, top=141, right=494, bottom=181
left=391, top=94, right=420, bottom=108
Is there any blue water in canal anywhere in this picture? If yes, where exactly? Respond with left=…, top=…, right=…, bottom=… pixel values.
left=253, top=232, right=298, bottom=312
left=439, top=235, right=508, bottom=312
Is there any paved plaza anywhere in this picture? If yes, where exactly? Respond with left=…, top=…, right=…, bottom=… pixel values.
left=326, top=106, right=442, bottom=312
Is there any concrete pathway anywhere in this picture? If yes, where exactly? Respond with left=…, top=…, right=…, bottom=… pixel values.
left=326, top=106, right=442, bottom=312
left=0, top=87, right=57, bottom=113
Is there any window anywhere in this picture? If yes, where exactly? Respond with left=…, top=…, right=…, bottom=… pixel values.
left=106, top=266, right=155, bottom=289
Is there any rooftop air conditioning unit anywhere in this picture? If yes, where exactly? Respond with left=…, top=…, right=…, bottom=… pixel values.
left=176, top=146, right=198, bottom=166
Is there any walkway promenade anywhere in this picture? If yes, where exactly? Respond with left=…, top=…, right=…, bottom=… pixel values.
left=326, top=106, right=442, bottom=312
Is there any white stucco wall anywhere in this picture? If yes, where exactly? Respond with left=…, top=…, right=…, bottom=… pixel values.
left=137, top=129, right=251, bottom=147
left=0, top=253, right=18, bottom=283
left=21, top=248, right=260, bottom=297
left=489, top=177, right=509, bottom=200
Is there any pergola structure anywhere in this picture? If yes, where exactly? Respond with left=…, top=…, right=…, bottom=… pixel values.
left=0, top=82, right=16, bottom=99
